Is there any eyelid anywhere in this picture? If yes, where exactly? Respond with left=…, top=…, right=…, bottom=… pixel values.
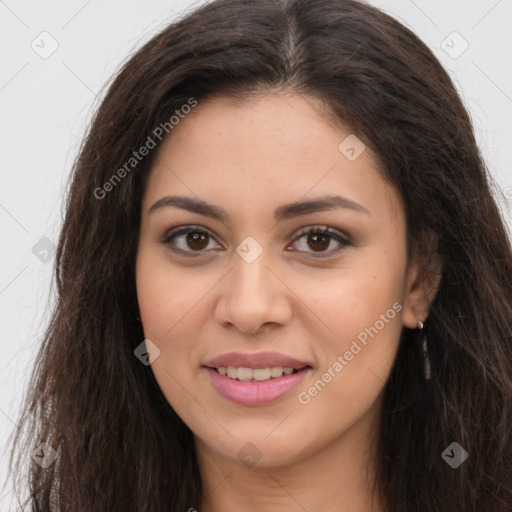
left=160, top=224, right=223, bottom=254
left=288, top=224, right=352, bottom=257
left=291, top=224, right=350, bottom=242
left=160, top=223, right=352, bottom=257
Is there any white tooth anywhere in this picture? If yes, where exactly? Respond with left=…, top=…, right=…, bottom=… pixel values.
left=227, top=366, right=238, bottom=379
left=237, top=367, right=254, bottom=381
left=223, top=366, right=297, bottom=381
left=253, top=368, right=271, bottom=381
left=270, top=366, right=284, bottom=377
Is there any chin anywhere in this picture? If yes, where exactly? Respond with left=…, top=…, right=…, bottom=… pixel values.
left=195, top=426, right=319, bottom=470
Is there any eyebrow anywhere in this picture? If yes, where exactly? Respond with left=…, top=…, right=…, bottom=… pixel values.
left=148, top=194, right=370, bottom=222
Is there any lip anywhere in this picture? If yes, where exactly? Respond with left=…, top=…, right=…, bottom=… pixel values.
left=205, top=366, right=311, bottom=406
left=203, top=351, right=311, bottom=370
left=203, top=351, right=312, bottom=406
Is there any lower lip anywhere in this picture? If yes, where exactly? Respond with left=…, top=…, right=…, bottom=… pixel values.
left=205, top=367, right=310, bottom=406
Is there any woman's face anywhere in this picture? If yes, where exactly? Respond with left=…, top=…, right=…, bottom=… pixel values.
left=136, top=93, right=427, bottom=468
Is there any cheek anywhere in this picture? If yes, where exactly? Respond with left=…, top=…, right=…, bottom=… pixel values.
left=294, top=251, right=406, bottom=399
left=135, top=252, right=205, bottom=412
left=301, top=259, right=404, bottom=344
left=135, top=249, right=220, bottom=394
left=136, top=247, right=208, bottom=340
left=290, top=283, right=404, bottom=447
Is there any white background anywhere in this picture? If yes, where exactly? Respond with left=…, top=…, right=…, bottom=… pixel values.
left=1, top=0, right=511, bottom=508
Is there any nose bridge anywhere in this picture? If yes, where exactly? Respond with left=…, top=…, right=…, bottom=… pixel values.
left=229, top=243, right=274, bottom=310
left=215, top=240, right=292, bottom=333
left=233, top=245, right=269, bottom=294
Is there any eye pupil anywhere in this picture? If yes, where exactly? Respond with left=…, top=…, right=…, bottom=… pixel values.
left=187, top=232, right=208, bottom=250
left=308, top=233, right=330, bottom=251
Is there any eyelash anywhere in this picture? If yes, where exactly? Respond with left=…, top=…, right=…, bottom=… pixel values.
left=161, top=224, right=352, bottom=259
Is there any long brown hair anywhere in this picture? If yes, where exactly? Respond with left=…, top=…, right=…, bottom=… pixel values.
left=7, top=0, right=512, bottom=510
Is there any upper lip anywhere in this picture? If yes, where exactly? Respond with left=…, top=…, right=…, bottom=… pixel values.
left=204, top=351, right=311, bottom=370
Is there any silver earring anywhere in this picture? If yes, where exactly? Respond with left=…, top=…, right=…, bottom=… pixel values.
left=418, top=320, right=431, bottom=380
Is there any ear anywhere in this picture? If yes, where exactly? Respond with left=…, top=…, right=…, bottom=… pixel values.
left=402, top=230, right=443, bottom=329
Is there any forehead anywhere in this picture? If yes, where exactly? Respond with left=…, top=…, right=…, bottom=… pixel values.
left=142, top=93, right=403, bottom=227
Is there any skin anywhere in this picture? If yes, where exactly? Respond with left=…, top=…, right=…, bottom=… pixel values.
left=136, top=92, right=441, bottom=512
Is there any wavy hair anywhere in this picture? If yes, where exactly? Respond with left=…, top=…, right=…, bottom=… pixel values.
left=7, top=0, right=512, bottom=510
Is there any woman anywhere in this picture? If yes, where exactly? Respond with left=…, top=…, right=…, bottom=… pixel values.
left=8, top=0, right=512, bottom=510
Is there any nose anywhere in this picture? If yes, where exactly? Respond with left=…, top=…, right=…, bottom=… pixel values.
left=214, top=250, right=293, bottom=335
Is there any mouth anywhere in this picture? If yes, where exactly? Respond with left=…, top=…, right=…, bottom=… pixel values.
left=202, top=351, right=313, bottom=405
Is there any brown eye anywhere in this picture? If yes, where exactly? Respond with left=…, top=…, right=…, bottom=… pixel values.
left=307, top=233, right=330, bottom=252
left=186, top=232, right=209, bottom=250
left=290, top=226, right=351, bottom=257
left=162, top=225, right=222, bottom=255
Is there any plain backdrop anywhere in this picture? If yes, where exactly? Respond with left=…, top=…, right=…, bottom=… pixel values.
left=1, top=0, right=511, bottom=508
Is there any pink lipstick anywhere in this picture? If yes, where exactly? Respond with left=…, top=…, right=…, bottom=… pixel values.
left=203, top=351, right=312, bottom=406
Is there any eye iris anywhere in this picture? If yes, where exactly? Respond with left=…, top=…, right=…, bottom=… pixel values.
left=308, top=233, right=330, bottom=251
left=187, top=232, right=209, bottom=250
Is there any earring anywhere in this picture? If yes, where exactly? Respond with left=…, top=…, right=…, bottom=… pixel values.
left=417, top=320, right=431, bottom=380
